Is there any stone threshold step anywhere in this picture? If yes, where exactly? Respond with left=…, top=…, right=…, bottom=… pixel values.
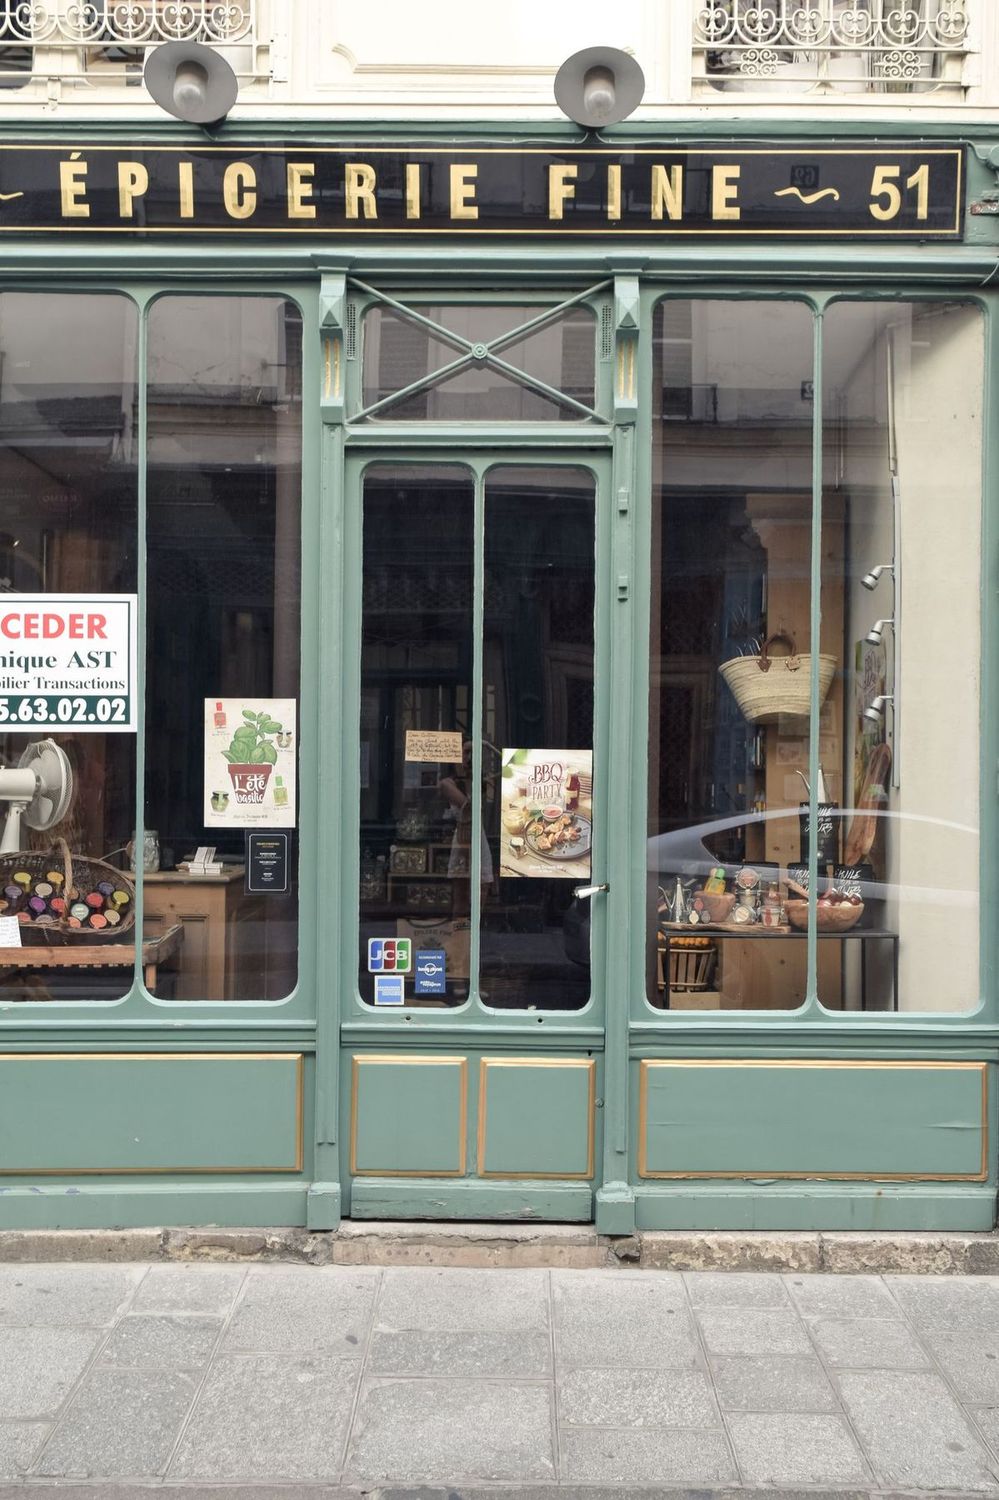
left=0, top=1222, right=998, bottom=1273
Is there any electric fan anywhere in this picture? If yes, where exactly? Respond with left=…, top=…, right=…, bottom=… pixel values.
left=0, top=739, right=74, bottom=857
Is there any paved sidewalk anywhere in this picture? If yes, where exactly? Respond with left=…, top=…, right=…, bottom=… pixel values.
left=0, top=1263, right=997, bottom=1492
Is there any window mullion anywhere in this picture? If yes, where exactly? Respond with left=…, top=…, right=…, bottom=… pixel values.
left=806, top=304, right=825, bottom=1008
left=469, top=467, right=485, bottom=1004
left=134, top=297, right=149, bottom=998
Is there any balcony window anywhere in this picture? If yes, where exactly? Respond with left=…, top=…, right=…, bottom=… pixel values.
left=694, top=0, right=973, bottom=97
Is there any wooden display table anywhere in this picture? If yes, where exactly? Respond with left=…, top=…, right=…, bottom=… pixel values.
left=0, top=923, right=184, bottom=994
left=142, top=867, right=268, bottom=1001
left=659, top=924, right=899, bottom=1012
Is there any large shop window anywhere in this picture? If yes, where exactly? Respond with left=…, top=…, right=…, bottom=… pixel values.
left=0, top=293, right=303, bottom=1004
left=0, top=293, right=138, bottom=1001
left=647, top=299, right=982, bottom=1014
left=358, top=464, right=595, bottom=1010
left=145, top=296, right=302, bottom=1001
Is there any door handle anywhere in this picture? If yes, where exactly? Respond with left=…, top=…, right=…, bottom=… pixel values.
left=573, top=882, right=609, bottom=900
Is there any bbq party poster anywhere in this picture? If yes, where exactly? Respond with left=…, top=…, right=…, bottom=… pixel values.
left=499, top=749, right=593, bottom=880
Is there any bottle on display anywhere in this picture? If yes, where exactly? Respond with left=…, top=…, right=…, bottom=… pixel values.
left=273, top=775, right=288, bottom=808
left=762, top=880, right=784, bottom=929
left=214, top=701, right=227, bottom=729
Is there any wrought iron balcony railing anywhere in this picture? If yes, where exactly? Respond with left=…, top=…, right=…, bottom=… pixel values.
left=0, top=1, right=263, bottom=89
left=694, top=1, right=973, bottom=96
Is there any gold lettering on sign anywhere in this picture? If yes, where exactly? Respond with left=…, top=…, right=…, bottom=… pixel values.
left=607, top=163, right=622, bottom=222
left=178, top=161, right=195, bottom=219
left=405, top=162, right=421, bottom=220
left=450, top=164, right=478, bottom=220
left=223, top=162, right=257, bottom=219
left=286, top=161, right=316, bottom=220
left=117, top=161, right=148, bottom=219
left=59, top=154, right=89, bottom=218
left=345, top=163, right=377, bottom=220
left=711, top=165, right=741, bottom=220
left=548, top=164, right=578, bottom=221
left=651, top=164, right=683, bottom=221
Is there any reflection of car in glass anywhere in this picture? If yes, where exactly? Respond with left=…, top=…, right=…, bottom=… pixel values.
left=563, top=807, right=978, bottom=967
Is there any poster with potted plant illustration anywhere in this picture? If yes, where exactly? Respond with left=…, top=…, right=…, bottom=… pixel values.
left=203, top=699, right=296, bottom=828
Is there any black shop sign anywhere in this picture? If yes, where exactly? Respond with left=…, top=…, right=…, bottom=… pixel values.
left=0, top=142, right=964, bottom=237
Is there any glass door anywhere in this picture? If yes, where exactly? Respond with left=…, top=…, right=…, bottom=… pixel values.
left=355, top=459, right=602, bottom=1013
left=342, top=451, right=610, bottom=1219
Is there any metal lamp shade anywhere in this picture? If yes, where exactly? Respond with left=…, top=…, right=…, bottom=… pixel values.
left=554, top=46, right=645, bottom=128
left=144, top=41, right=238, bottom=125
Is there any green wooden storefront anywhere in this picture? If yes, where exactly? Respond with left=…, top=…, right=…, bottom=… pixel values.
left=0, top=118, right=996, bottom=1234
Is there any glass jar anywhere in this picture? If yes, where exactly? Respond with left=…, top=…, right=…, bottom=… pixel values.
left=129, top=830, right=160, bottom=874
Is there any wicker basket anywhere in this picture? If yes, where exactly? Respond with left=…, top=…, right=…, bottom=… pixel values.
left=719, top=632, right=837, bottom=725
left=667, top=943, right=717, bottom=992
left=0, top=839, right=135, bottom=944
left=785, top=898, right=863, bottom=932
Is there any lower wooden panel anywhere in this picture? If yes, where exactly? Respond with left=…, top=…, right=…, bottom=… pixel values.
left=478, top=1058, right=596, bottom=1179
left=638, top=1060, right=988, bottom=1181
left=351, top=1054, right=467, bottom=1177
left=349, top=1178, right=593, bottom=1222
left=0, top=1053, right=303, bottom=1175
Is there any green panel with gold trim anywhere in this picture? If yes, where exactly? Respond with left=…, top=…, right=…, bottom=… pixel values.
left=637, top=1061, right=987, bottom=1181
left=477, top=1058, right=596, bottom=1178
left=351, top=1054, right=467, bottom=1176
left=0, top=1054, right=303, bottom=1174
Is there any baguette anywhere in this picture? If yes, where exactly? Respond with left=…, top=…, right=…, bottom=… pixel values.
left=843, top=740, right=893, bottom=867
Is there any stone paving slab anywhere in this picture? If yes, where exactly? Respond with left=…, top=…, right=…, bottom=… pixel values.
left=0, top=1262, right=996, bottom=1490
left=33, top=1367, right=200, bottom=1479
left=344, top=1378, right=556, bottom=1484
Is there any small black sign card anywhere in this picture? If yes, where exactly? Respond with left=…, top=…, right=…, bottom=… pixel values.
left=246, top=832, right=289, bottom=894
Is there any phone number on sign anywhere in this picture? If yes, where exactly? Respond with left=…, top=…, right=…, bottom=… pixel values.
left=0, top=696, right=128, bottom=725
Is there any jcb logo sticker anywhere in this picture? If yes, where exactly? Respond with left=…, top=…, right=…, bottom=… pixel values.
left=368, top=937, right=412, bottom=974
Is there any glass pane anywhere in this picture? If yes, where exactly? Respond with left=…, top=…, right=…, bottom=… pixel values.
left=820, top=301, right=982, bottom=1012
left=362, top=304, right=595, bottom=420
left=481, top=466, right=595, bottom=1011
left=647, top=300, right=816, bottom=1012
left=145, top=296, right=302, bottom=1001
left=0, top=293, right=137, bottom=1002
left=358, top=465, right=474, bottom=1008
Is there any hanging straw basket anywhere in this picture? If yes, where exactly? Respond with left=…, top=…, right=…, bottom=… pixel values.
left=0, top=838, right=135, bottom=945
left=718, top=632, right=836, bottom=725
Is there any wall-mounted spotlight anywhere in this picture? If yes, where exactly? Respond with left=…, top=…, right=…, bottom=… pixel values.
left=863, top=694, right=894, bottom=724
left=865, top=618, right=894, bottom=646
left=861, top=563, right=894, bottom=591
left=554, top=46, right=645, bottom=128
left=144, top=40, right=238, bottom=126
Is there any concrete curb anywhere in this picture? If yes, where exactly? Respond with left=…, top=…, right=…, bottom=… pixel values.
left=0, top=1221, right=997, bottom=1272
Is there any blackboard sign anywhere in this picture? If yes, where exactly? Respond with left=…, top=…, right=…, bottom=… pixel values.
left=246, top=832, right=289, bottom=894
left=833, top=864, right=874, bottom=899
left=799, top=802, right=839, bottom=866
